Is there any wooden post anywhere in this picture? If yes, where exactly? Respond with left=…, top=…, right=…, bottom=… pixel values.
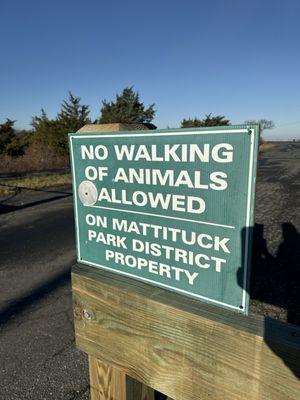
left=89, top=356, right=126, bottom=400
left=88, top=356, right=155, bottom=400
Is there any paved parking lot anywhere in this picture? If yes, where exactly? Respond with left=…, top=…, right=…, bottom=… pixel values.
left=0, top=188, right=89, bottom=400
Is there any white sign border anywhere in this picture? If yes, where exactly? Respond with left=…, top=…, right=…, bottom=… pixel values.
left=69, top=128, right=255, bottom=313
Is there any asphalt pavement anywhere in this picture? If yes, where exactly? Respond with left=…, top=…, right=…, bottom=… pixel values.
left=0, top=141, right=299, bottom=399
left=0, top=188, right=89, bottom=400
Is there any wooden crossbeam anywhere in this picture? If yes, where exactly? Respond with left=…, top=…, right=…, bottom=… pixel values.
left=72, top=263, right=300, bottom=400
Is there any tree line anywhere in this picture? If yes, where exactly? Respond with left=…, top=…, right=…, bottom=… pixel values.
left=0, top=87, right=274, bottom=158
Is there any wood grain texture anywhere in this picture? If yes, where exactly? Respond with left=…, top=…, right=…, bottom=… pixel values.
left=73, top=263, right=300, bottom=400
left=76, top=123, right=151, bottom=133
left=89, top=356, right=126, bottom=400
left=89, top=356, right=155, bottom=400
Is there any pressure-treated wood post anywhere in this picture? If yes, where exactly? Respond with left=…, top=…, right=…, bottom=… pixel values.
left=89, top=356, right=126, bottom=400
left=88, top=355, right=155, bottom=400
left=75, top=123, right=156, bottom=400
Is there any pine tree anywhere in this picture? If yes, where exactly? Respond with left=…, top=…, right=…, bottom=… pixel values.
left=99, top=87, right=155, bottom=124
left=31, top=109, right=50, bottom=142
left=181, top=118, right=203, bottom=128
left=32, top=93, right=91, bottom=155
left=57, top=92, right=90, bottom=131
left=0, top=118, right=29, bottom=156
left=31, top=109, right=59, bottom=149
left=0, top=119, right=16, bottom=153
left=181, top=114, right=230, bottom=128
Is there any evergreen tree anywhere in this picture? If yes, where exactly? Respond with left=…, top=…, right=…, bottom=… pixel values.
left=31, top=109, right=51, bottom=144
left=181, top=118, right=203, bottom=128
left=0, top=118, right=30, bottom=156
left=0, top=119, right=16, bottom=154
left=99, top=87, right=155, bottom=124
left=32, top=92, right=90, bottom=155
left=181, top=114, right=230, bottom=128
left=31, top=108, right=48, bottom=131
left=57, top=91, right=90, bottom=131
left=32, top=110, right=66, bottom=156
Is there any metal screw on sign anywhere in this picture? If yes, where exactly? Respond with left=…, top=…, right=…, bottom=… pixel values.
left=83, top=310, right=93, bottom=320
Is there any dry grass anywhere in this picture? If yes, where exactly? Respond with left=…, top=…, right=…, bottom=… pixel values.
left=0, top=142, right=69, bottom=174
left=259, top=142, right=275, bottom=152
left=0, top=173, right=72, bottom=196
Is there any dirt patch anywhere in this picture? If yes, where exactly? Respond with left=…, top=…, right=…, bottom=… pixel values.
left=0, top=174, right=72, bottom=196
left=259, top=142, right=275, bottom=152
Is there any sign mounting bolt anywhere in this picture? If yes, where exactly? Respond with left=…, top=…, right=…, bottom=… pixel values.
left=83, top=310, right=93, bottom=320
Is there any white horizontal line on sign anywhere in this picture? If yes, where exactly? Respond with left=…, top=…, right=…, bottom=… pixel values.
left=87, top=205, right=236, bottom=229
left=72, top=129, right=248, bottom=139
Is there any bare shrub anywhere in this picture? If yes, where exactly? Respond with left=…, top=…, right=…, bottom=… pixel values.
left=0, top=142, right=69, bottom=174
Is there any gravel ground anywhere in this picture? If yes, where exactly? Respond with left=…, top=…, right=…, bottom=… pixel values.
left=250, top=141, right=300, bottom=324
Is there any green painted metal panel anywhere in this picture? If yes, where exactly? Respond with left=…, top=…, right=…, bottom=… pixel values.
left=69, top=125, right=259, bottom=314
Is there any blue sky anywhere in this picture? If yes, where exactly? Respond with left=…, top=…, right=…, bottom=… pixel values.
left=0, top=0, right=299, bottom=139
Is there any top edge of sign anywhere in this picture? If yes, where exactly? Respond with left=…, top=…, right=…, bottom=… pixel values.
left=68, top=124, right=260, bottom=138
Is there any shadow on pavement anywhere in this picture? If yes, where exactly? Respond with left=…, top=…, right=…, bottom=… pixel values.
left=250, top=223, right=300, bottom=324
left=0, top=184, right=72, bottom=215
left=0, top=183, right=71, bottom=196
left=0, top=268, right=71, bottom=327
left=237, top=223, right=300, bottom=378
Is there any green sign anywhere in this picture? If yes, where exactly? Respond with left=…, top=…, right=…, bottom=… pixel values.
left=69, top=125, right=259, bottom=314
